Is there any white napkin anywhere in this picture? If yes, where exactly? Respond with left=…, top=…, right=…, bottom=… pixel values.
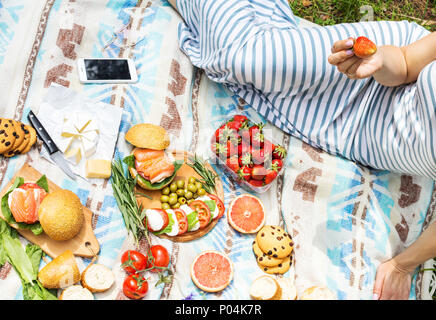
left=37, top=85, right=123, bottom=185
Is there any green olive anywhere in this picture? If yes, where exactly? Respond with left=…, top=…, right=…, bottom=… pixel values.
left=185, top=191, right=193, bottom=200
left=161, top=187, right=170, bottom=195
left=171, top=203, right=181, bottom=209
left=195, top=182, right=203, bottom=190
left=193, top=193, right=198, bottom=199
left=188, top=177, right=196, bottom=185
left=176, top=180, right=185, bottom=189
left=169, top=182, right=178, bottom=192
left=178, top=197, right=187, bottom=205
left=169, top=193, right=177, bottom=199
left=187, top=184, right=197, bottom=193
left=160, top=195, right=170, bottom=203
left=168, top=196, right=178, bottom=205
left=197, top=188, right=206, bottom=196
left=176, top=189, right=185, bottom=197
left=161, top=202, right=171, bottom=210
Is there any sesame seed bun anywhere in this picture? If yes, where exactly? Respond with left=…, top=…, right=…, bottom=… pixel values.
left=125, top=123, right=170, bottom=150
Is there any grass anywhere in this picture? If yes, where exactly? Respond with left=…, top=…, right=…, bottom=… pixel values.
left=289, top=0, right=436, bottom=31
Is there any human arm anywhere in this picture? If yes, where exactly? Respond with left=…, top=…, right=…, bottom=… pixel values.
left=329, top=32, right=436, bottom=87
left=373, top=221, right=436, bottom=300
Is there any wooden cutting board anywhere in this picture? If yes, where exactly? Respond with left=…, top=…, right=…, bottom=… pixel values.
left=136, top=150, right=224, bottom=242
left=0, top=163, right=99, bottom=259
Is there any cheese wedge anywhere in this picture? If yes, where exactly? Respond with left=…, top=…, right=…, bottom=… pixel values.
left=85, top=159, right=111, bottom=179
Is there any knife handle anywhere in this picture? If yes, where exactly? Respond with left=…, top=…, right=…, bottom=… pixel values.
left=27, top=111, right=60, bottom=155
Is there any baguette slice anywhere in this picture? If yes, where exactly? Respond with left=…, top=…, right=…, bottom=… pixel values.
left=81, top=263, right=115, bottom=293
left=38, top=250, right=80, bottom=289
left=249, top=275, right=282, bottom=300
left=60, top=285, right=94, bottom=300
left=299, top=286, right=336, bottom=300
left=276, top=277, right=297, bottom=300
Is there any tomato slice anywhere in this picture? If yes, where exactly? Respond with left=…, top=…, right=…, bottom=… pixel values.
left=174, top=208, right=188, bottom=235
left=189, top=200, right=211, bottom=229
left=207, top=194, right=225, bottom=219
left=19, top=183, right=43, bottom=191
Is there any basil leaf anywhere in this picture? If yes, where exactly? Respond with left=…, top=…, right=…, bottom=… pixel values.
left=204, top=200, right=216, bottom=213
left=136, top=160, right=184, bottom=190
left=123, top=155, right=135, bottom=168
left=186, top=211, right=199, bottom=231
left=1, top=177, right=24, bottom=223
left=35, top=175, right=49, bottom=193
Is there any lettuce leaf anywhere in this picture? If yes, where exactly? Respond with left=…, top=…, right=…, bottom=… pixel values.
left=153, top=211, right=175, bottom=235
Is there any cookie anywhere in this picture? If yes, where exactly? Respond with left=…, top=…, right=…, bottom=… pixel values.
left=258, top=255, right=292, bottom=275
left=9, top=120, right=25, bottom=152
left=0, top=118, right=16, bottom=154
left=20, top=125, right=36, bottom=154
left=256, top=225, right=294, bottom=259
left=252, top=239, right=284, bottom=267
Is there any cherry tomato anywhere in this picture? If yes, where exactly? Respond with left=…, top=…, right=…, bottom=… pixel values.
left=149, top=245, right=170, bottom=273
left=189, top=200, right=212, bottom=229
left=208, top=194, right=225, bottom=219
left=121, top=250, right=148, bottom=274
left=123, top=274, right=149, bottom=299
left=174, top=209, right=188, bottom=235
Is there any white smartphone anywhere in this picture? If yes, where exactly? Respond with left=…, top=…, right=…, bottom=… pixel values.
left=77, top=58, right=138, bottom=84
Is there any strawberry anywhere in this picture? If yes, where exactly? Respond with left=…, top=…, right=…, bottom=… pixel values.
left=264, top=169, right=278, bottom=185
left=237, top=166, right=252, bottom=182
left=251, top=164, right=267, bottom=181
left=233, top=115, right=248, bottom=123
left=353, top=36, right=377, bottom=59
left=239, top=152, right=253, bottom=167
left=263, top=139, right=273, bottom=155
left=272, top=158, right=283, bottom=171
left=212, top=142, right=227, bottom=156
left=226, top=120, right=243, bottom=131
left=272, top=144, right=287, bottom=160
left=226, top=156, right=240, bottom=173
left=248, top=179, right=264, bottom=187
left=226, top=140, right=238, bottom=158
left=238, top=142, right=250, bottom=157
left=252, top=148, right=269, bottom=164
left=239, top=127, right=251, bottom=143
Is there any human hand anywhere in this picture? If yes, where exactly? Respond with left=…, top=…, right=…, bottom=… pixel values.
left=328, top=37, right=383, bottom=79
left=373, top=259, right=413, bottom=300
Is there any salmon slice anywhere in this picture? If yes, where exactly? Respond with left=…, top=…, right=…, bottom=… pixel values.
left=133, top=148, right=164, bottom=162
left=8, top=185, right=47, bottom=224
left=134, top=148, right=175, bottom=184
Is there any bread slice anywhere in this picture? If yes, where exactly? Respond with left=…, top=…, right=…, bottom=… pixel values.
left=249, top=275, right=282, bottom=300
left=276, top=277, right=297, bottom=300
left=38, top=250, right=80, bottom=289
left=299, top=286, right=336, bottom=300
left=125, top=123, right=170, bottom=150
left=81, top=263, right=115, bottom=293
left=60, top=285, right=94, bottom=300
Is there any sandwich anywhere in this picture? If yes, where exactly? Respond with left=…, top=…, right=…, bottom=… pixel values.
left=124, top=123, right=182, bottom=190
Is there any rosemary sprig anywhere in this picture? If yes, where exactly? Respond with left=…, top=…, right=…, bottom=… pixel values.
left=187, top=154, right=218, bottom=194
left=111, top=159, right=148, bottom=243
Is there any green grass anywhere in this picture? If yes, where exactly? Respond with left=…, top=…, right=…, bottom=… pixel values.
left=289, top=0, right=436, bottom=31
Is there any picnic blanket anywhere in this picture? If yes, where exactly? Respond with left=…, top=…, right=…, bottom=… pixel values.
left=0, top=0, right=435, bottom=300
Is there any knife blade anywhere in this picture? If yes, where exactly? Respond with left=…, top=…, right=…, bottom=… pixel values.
left=27, top=111, right=77, bottom=181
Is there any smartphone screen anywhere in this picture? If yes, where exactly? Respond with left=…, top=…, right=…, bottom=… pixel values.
left=84, top=59, right=132, bottom=80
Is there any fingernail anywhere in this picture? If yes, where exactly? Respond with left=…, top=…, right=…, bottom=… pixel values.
left=372, top=293, right=379, bottom=300
left=346, top=40, right=354, bottom=47
left=346, top=49, right=354, bottom=56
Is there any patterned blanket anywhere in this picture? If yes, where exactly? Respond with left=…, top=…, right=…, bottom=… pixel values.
left=0, top=0, right=435, bottom=300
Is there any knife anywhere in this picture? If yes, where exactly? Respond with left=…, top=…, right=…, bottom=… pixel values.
left=27, top=111, right=77, bottom=181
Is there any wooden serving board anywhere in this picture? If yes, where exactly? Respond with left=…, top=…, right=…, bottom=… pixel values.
left=136, top=150, right=224, bottom=242
left=0, top=163, right=99, bottom=259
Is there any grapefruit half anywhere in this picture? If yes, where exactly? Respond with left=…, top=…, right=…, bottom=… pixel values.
left=190, top=250, right=233, bottom=292
left=227, top=194, right=265, bottom=234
